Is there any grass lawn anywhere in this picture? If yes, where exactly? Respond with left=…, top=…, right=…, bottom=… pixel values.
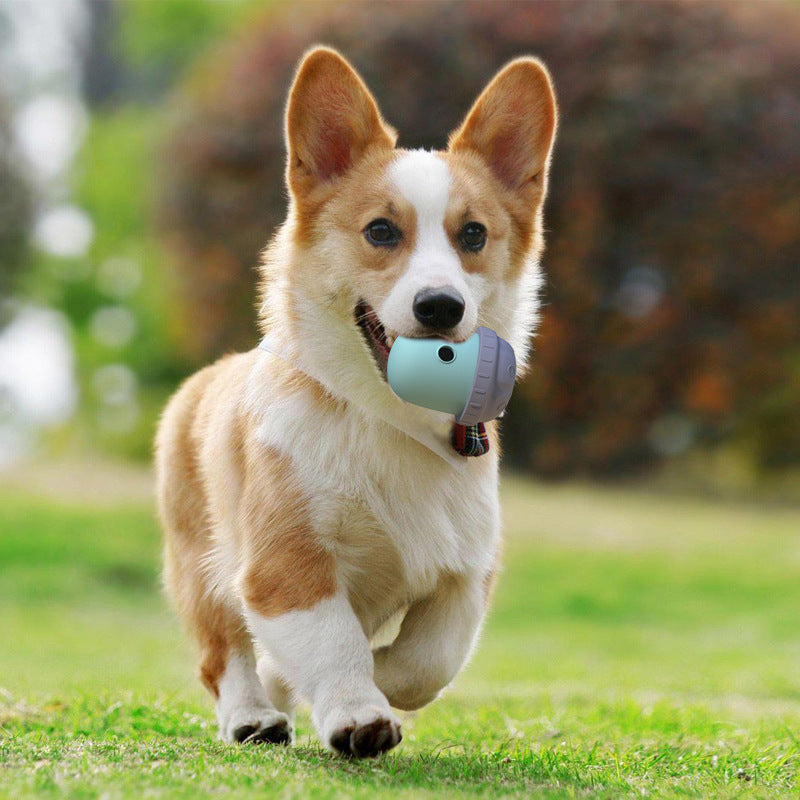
left=1, top=475, right=799, bottom=798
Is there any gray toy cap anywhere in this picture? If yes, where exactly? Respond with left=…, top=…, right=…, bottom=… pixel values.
left=455, top=327, right=517, bottom=425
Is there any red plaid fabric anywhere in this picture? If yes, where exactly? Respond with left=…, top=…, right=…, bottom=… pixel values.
left=451, top=422, right=489, bottom=457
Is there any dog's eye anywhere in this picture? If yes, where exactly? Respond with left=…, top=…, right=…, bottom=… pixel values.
left=459, top=222, right=487, bottom=252
left=364, top=218, right=401, bottom=247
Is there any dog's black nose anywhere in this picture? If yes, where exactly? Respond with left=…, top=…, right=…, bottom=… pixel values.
left=413, top=286, right=465, bottom=331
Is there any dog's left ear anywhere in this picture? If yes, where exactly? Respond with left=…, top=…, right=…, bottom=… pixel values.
left=286, top=46, right=396, bottom=199
left=449, top=58, right=557, bottom=202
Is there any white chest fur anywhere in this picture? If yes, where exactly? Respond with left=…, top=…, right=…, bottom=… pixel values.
left=249, top=362, right=501, bottom=607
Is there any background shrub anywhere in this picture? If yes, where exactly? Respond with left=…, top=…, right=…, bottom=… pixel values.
left=160, top=0, right=800, bottom=476
left=0, top=92, right=32, bottom=326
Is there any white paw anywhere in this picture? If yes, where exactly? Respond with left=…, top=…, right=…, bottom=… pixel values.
left=220, top=706, right=293, bottom=745
left=321, top=704, right=402, bottom=758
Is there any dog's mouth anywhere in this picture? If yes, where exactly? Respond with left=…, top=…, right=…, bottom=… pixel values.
left=355, top=301, right=396, bottom=379
left=355, top=300, right=468, bottom=381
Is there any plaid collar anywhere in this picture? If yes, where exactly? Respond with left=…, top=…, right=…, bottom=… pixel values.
left=452, top=422, right=490, bottom=457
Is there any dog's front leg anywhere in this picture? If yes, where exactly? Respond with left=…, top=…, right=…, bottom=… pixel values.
left=237, top=450, right=402, bottom=757
left=372, top=573, right=486, bottom=711
left=244, top=590, right=402, bottom=757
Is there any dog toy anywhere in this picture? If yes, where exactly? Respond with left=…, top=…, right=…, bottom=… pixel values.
left=387, top=327, right=516, bottom=425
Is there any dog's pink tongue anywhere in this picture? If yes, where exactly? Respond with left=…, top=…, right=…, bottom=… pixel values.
left=451, top=422, right=489, bottom=457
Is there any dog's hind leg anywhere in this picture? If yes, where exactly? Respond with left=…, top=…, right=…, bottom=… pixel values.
left=162, top=528, right=293, bottom=745
left=156, top=368, right=292, bottom=745
left=210, top=637, right=293, bottom=745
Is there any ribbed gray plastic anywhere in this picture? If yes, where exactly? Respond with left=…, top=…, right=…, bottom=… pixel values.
left=455, top=327, right=517, bottom=425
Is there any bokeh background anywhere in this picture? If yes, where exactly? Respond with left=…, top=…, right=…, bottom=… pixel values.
left=2, top=3, right=800, bottom=796
left=1, top=0, right=798, bottom=489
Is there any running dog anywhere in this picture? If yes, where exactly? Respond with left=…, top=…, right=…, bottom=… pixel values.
left=155, top=46, right=557, bottom=757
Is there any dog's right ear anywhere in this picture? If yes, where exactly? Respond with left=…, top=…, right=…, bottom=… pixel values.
left=448, top=58, right=557, bottom=205
left=285, top=47, right=396, bottom=199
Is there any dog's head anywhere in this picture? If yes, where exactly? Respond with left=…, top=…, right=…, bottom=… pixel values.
left=261, top=46, right=556, bottom=390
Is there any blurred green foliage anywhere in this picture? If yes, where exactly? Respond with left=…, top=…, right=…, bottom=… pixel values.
left=121, top=0, right=260, bottom=69
left=118, top=0, right=264, bottom=97
left=22, top=2, right=261, bottom=460
left=0, top=92, right=33, bottom=324
left=24, top=108, right=179, bottom=459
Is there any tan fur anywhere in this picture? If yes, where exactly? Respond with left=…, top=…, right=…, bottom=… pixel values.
left=286, top=47, right=396, bottom=222
left=156, top=46, right=556, bottom=752
left=450, top=58, right=557, bottom=265
left=157, top=359, right=253, bottom=698
left=449, top=58, right=557, bottom=189
left=157, top=351, right=340, bottom=623
left=239, top=447, right=337, bottom=618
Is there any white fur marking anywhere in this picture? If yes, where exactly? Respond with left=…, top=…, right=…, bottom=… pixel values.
left=215, top=651, right=291, bottom=743
left=245, top=592, right=399, bottom=748
left=373, top=575, right=486, bottom=710
left=381, top=151, right=477, bottom=338
left=389, top=150, right=452, bottom=230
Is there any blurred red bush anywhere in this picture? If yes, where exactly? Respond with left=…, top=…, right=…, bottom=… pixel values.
left=160, top=0, right=800, bottom=476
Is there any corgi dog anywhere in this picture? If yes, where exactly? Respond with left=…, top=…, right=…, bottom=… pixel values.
left=155, top=47, right=556, bottom=757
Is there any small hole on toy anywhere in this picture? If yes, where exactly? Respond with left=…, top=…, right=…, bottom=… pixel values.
left=438, top=345, right=455, bottom=363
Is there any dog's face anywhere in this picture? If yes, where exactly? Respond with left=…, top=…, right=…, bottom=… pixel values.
left=272, top=47, right=556, bottom=385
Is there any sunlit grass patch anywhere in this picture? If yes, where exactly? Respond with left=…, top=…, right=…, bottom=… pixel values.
left=1, top=479, right=799, bottom=798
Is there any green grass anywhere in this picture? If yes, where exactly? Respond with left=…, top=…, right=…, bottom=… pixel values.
left=2, top=477, right=800, bottom=798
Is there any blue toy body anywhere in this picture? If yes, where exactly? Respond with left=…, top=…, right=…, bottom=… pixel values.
left=387, top=327, right=516, bottom=424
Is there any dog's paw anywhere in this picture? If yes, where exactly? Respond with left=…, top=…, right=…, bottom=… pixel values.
left=221, top=707, right=293, bottom=746
left=322, top=705, right=402, bottom=758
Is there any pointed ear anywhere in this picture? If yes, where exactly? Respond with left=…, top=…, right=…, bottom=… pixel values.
left=285, top=47, right=396, bottom=197
left=449, top=58, right=557, bottom=197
